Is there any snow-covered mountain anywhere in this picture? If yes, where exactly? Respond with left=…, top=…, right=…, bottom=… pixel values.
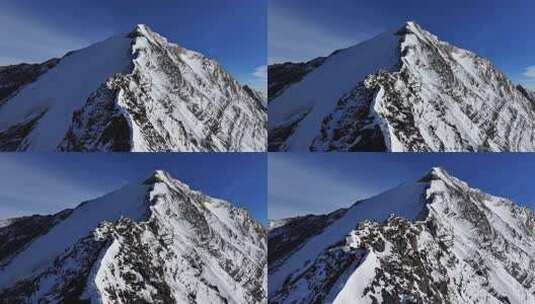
left=0, top=24, right=266, bottom=152
left=0, top=170, right=267, bottom=303
left=269, top=21, right=535, bottom=152
left=269, top=168, right=535, bottom=303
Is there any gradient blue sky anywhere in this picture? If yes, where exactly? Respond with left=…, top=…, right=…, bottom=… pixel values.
left=269, top=153, right=535, bottom=220
left=269, top=0, right=535, bottom=89
left=0, top=153, right=267, bottom=224
left=0, top=0, right=267, bottom=91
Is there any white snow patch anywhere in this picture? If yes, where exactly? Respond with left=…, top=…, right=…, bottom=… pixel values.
left=0, top=218, right=15, bottom=228
left=332, top=252, right=380, bottom=304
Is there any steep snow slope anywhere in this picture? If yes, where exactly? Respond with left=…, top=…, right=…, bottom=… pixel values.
left=0, top=170, right=267, bottom=303
left=0, top=59, right=59, bottom=105
left=0, top=36, right=132, bottom=151
left=0, top=183, right=149, bottom=288
left=269, top=29, right=400, bottom=151
left=269, top=21, right=535, bottom=152
left=0, top=210, right=73, bottom=266
left=269, top=181, right=427, bottom=297
left=269, top=168, right=535, bottom=303
left=268, top=56, right=326, bottom=102
left=0, top=25, right=266, bottom=152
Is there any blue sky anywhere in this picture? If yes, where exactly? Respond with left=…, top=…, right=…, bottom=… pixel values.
left=0, top=0, right=267, bottom=91
left=0, top=153, right=267, bottom=224
left=269, top=0, right=535, bottom=89
left=269, top=153, right=535, bottom=220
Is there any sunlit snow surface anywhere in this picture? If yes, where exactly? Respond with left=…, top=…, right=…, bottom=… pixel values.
left=269, top=168, right=535, bottom=303
left=0, top=183, right=150, bottom=288
left=0, top=25, right=266, bottom=152
left=0, top=171, right=267, bottom=303
left=269, top=22, right=535, bottom=152
left=269, top=181, right=427, bottom=296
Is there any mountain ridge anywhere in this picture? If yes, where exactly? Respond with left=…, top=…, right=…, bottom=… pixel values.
left=269, top=21, right=535, bottom=152
left=0, top=24, right=267, bottom=152
left=0, top=170, right=267, bottom=303
left=268, top=167, right=535, bottom=303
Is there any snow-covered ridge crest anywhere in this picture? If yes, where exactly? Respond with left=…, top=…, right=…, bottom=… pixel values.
left=0, top=170, right=267, bottom=303
left=0, top=24, right=267, bottom=152
left=269, top=21, right=535, bottom=152
left=372, top=21, right=535, bottom=151
left=269, top=167, right=535, bottom=303
left=131, top=24, right=169, bottom=45
left=268, top=25, right=401, bottom=151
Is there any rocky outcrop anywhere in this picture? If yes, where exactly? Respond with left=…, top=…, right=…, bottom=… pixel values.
left=269, top=168, right=535, bottom=303
left=0, top=209, right=72, bottom=265
left=269, top=22, right=535, bottom=152
left=268, top=57, right=326, bottom=101
left=0, top=59, right=59, bottom=104
left=0, top=171, right=267, bottom=303
left=268, top=208, right=347, bottom=267
left=0, top=25, right=266, bottom=152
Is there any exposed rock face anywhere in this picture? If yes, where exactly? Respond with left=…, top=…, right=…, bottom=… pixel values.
left=268, top=208, right=348, bottom=266
left=0, top=59, right=59, bottom=104
left=269, top=168, right=535, bottom=303
left=518, top=85, right=535, bottom=103
left=269, top=21, right=535, bottom=152
left=0, top=25, right=266, bottom=152
left=58, top=80, right=132, bottom=152
left=243, top=85, right=267, bottom=110
left=268, top=57, right=326, bottom=101
left=0, top=59, right=60, bottom=150
left=0, top=171, right=267, bottom=304
left=0, top=210, right=73, bottom=265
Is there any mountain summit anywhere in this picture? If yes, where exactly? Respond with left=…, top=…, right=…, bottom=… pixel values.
left=0, top=25, right=267, bottom=152
left=0, top=170, right=267, bottom=303
left=269, top=167, right=535, bottom=303
left=269, top=21, right=535, bottom=152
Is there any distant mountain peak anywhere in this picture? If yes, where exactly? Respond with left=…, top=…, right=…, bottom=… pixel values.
left=419, top=166, right=453, bottom=182
left=133, top=23, right=150, bottom=33
left=143, top=169, right=173, bottom=184
left=404, top=20, right=422, bottom=30
left=128, top=23, right=173, bottom=49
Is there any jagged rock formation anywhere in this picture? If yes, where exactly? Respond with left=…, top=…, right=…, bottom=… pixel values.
left=0, top=25, right=266, bottom=152
left=269, top=168, right=535, bottom=303
left=0, top=171, right=267, bottom=304
left=269, top=21, right=535, bottom=152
